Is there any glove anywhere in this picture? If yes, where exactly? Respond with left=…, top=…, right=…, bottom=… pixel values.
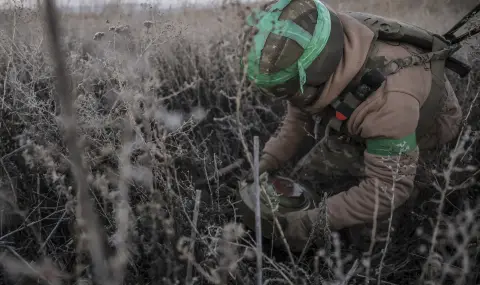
left=274, top=202, right=330, bottom=253
left=244, top=158, right=277, bottom=183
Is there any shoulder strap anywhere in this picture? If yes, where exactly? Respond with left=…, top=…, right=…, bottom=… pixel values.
left=327, top=39, right=460, bottom=136
left=292, top=15, right=461, bottom=145
left=415, top=35, right=450, bottom=139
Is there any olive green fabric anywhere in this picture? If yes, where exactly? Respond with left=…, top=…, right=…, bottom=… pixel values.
left=294, top=130, right=366, bottom=178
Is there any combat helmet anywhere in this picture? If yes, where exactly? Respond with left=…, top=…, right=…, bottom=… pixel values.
left=242, top=0, right=344, bottom=107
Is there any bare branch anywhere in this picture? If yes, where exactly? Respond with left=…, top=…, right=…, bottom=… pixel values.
left=41, top=0, right=111, bottom=284
left=254, top=136, right=263, bottom=285
left=186, top=189, right=202, bottom=285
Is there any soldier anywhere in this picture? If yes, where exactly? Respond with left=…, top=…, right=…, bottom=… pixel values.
left=239, top=0, right=464, bottom=253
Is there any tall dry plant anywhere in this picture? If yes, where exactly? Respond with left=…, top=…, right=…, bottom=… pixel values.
left=0, top=1, right=478, bottom=285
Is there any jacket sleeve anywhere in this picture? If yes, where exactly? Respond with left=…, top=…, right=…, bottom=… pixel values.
left=261, top=102, right=314, bottom=169
left=325, top=91, right=420, bottom=231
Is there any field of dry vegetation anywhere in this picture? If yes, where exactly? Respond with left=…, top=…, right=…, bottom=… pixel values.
left=0, top=0, right=479, bottom=284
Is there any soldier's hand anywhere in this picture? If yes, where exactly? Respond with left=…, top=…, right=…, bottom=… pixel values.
left=244, top=159, right=276, bottom=183
left=274, top=209, right=328, bottom=253
left=277, top=211, right=314, bottom=252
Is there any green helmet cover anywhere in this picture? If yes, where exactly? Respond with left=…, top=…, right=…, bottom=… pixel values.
left=244, top=0, right=332, bottom=94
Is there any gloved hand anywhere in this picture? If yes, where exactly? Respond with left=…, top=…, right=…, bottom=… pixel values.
left=244, top=158, right=277, bottom=183
left=274, top=204, right=330, bottom=253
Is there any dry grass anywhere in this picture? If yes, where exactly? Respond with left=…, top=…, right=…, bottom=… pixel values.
left=0, top=0, right=479, bottom=284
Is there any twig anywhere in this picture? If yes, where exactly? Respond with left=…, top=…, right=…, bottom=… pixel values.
left=419, top=127, right=473, bottom=282
left=38, top=209, right=68, bottom=253
left=365, top=180, right=380, bottom=285
left=235, top=42, right=254, bottom=172
left=377, top=155, right=402, bottom=285
left=340, top=258, right=360, bottom=285
left=0, top=142, right=28, bottom=162
left=2, top=246, right=41, bottom=279
left=0, top=208, right=65, bottom=241
left=110, top=118, right=134, bottom=284
left=459, top=89, right=479, bottom=162
left=42, top=1, right=111, bottom=284
left=241, top=239, right=295, bottom=285
left=158, top=80, right=200, bottom=101
left=254, top=136, right=263, bottom=285
left=356, top=274, right=398, bottom=285
left=1, top=4, right=16, bottom=109
left=196, top=158, right=245, bottom=187
left=186, top=190, right=202, bottom=285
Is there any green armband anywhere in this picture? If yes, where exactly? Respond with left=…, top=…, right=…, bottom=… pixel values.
left=366, top=133, right=417, bottom=156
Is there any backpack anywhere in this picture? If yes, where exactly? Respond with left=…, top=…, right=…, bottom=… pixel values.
left=320, top=12, right=471, bottom=141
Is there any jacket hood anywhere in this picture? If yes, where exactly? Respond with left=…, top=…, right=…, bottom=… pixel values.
left=304, top=11, right=375, bottom=114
